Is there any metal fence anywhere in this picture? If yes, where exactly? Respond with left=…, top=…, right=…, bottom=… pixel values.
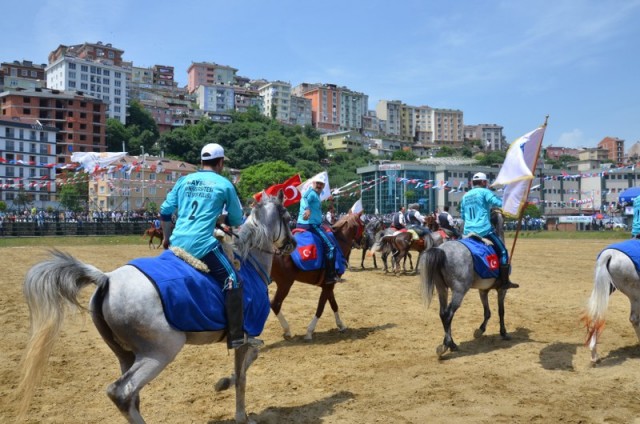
left=0, top=220, right=150, bottom=237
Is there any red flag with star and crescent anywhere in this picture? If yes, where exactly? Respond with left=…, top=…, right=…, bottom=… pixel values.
left=253, top=174, right=302, bottom=207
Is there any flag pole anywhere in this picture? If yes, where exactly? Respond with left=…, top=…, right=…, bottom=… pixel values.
left=508, top=115, right=549, bottom=264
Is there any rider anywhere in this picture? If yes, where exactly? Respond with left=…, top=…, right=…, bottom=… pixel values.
left=632, top=195, right=640, bottom=239
left=160, top=143, right=258, bottom=349
left=405, top=203, right=428, bottom=236
left=297, top=176, right=338, bottom=284
left=152, top=214, right=161, bottom=231
left=392, top=206, right=407, bottom=230
left=438, top=206, right=460, bottom=239
left=460, top=172, right=518, bottom=289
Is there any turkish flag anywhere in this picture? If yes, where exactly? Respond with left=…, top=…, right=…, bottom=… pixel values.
left=253, top=174, right=302, bottom=207
left=486, top=254, right=499, bottom=271
left=296, top=244, right=317, bottom=261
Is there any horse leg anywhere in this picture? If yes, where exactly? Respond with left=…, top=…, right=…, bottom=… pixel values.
left=232, top=344, right=259, bottom=424
left=474, top=290, right=492, bottom=338
left=372, top=253, right=378, bottom=269
left=327, top=287, right=347, bottom=333
left=437, top=289, right=464, bottom=357
left=497, top=288, right=510, bottom=340
left=360, top=247, right=367, bottom=269
left=270, top=280, right=294, bottom=339
left=305, top=287, right=332, bottom=340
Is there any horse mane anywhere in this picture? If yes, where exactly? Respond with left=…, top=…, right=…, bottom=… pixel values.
left=235, top=195, right=280, bottom=259
left=333, top=212, right=361, bottom=232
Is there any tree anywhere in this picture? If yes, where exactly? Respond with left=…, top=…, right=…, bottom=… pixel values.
left=236, top=161, right=299, bottom=204
left=105, top=118, right=131, bottom=152
left=13, top=188, right=33, bottom=212
left=392, top=150, right=417, bottom=161
left=435, top=146, right=456, bottom=157
left=125, top=101, right=160, bottom=155
left=58, top=184, right=86, bottom=212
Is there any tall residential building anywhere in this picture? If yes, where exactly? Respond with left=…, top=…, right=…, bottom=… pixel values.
left=464, top=124, right=505, bottom=151
left=46, top=42, right=130, bottom=124
left=375, top=100, right=402, bottom=137
left=233, top=86, right=264, bottom=114
left=187, top=62, right=238, bottom=94
left=289, top=95, right=312, bottom=126
left=431, top=108, right=464, bottom=146
left=196, top=84, right=235, bottom=113
left=294, top=83, right=367, bottom=133
left=258, top=81, right=291, bottom=123
left=1, top=60, right=47, bottom=90
left=0, top=119, right=57, bottom=207
left=0, top=88, right=107, bottom=164
left=598, top=136, right=625, bottom=165
left=152, top=65, right=175, bottom=87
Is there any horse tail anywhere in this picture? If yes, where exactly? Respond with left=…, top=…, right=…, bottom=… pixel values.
left=582, top=251, right=614, bottom=349
left=420, top=247, right=446, bottom=308
left=17, top=249, right=108, bottom=421
left=370, top=234, right=392, bottom=254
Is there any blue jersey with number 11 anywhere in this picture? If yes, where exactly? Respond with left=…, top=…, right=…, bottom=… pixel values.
left=460, top=187, right=502, bottom=236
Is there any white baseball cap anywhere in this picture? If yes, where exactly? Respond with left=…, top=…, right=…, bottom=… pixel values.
left=201, top=143, right=226, bottom=160
left=472, top=172, right=488, bottom=181
left=311, top=175, right=325, bottom=185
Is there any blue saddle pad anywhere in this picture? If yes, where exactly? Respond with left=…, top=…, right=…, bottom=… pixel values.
left=291, top=229, right=346, bottom=275
left=129, top=250, right=270, bottom=334
left=458, top=238, right=500, bottom=279
left=600, top=239, right=640, bottom=274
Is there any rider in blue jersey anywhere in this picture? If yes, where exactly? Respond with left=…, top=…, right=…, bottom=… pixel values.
left=160, top=143, right=258, bottom=349
left=297, top=175, right=338, bottom=284
left=632, top=195, right=640, bottom=238
left=461, top=172, right=518, bottom=289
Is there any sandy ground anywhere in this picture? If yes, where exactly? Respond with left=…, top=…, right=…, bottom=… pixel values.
left=2, top=238, right=640, bottom=424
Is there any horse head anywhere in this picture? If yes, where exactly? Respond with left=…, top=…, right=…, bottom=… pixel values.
left=239, top=190, right=296, bottom=257
left=332, top=212, right=365, bottom=252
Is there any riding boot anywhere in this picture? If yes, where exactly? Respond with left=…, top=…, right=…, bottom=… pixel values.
left=324, top=256, right=338, bottom=284
left=225, top=287, right=262, bottom=349
left=499, top=264, right=519, bottom=289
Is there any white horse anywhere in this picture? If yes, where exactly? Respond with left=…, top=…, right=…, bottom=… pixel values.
left=583, top=246, right=640, bottom=365
left=17, top=191, right=296, bottom=424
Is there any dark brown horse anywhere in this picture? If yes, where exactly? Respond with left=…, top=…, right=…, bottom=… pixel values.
left=142, top=225, right=163, bottom=249
left=271, top=212, right=364, bottom=340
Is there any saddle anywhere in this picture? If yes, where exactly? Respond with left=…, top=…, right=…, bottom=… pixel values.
left=291, top=227, right=346, bottom=275
left=457, top=238, right=499, bottom=279
left=128, top=250, right=270, bottom=333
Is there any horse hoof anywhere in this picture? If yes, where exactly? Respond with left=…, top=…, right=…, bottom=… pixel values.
left=304, top=334, right=313, bottom=341
left=338, top=325, right=348, bottom=333
left=501, top=333, right=511, bottom=341
left=282, top=332, right=293, bottom=340
left=473, top=328, right=485, bottom=339
left=436, top=344, right=449, bottom=358
left=214, top=377, right=231, bottom=392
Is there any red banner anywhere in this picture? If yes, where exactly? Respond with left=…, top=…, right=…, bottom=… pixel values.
left=253, top=174, right=302, bottom=207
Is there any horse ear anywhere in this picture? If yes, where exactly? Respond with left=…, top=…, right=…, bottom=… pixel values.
left=276, top=189, right=284, bottom=204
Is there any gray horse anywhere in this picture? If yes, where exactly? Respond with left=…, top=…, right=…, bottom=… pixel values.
left=583, top=245, right=640, bottom=365
left=419, top=210, right=513, bottom=357
left=17, top=191, right=296, bottom=424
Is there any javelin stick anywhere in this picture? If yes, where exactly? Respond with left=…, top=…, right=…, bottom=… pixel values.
left=509, top=115, right=549, bottom=264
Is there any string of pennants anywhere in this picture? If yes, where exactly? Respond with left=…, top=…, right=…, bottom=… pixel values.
left=330, top=176, right=476, bottom=199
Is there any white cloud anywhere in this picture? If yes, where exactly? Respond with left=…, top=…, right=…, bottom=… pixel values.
left=557, top=129, right=587, bottom=148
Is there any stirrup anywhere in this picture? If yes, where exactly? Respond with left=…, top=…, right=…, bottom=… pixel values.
left=230, top=335, right=264, bottom=349
left=504, top=280, right=520, bottom=289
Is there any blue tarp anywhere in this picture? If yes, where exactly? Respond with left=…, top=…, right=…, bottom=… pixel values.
left=619, top=187, right=640, bottom=204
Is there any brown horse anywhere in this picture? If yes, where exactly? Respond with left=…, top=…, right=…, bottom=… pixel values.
left=271, top=212, right=364, bottom=340
left=142, top=225, right=163, bottom=249
left=375, top=229, right=442, bottom=274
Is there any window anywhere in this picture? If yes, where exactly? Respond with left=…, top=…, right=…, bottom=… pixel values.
left=115, top=72, right=121, bottom=78
left=69, top=63, right=76, bottom=70
left=21, top=69, right=28, bottom=76
left=103, top=69, right=110, bottom=76
left=23, top=108, right=31, bottom=114
left=81, top=65, right=88, bottom=72
left=69, top=81, right=76, bottom=88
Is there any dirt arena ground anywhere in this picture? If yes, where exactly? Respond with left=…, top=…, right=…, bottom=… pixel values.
left=2, top=238, right=640, bottom=423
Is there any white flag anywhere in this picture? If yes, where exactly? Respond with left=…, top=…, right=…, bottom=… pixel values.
left=71, top=151, right=128, bottom=173
left=350, top=199, right=363, bottom=214
left=298, top=171, right=332, bottom=201
left=492, top=125, right=546, bottom=217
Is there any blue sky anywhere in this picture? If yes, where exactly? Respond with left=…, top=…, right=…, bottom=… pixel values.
left=3, top=0, right=640, bottom=150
